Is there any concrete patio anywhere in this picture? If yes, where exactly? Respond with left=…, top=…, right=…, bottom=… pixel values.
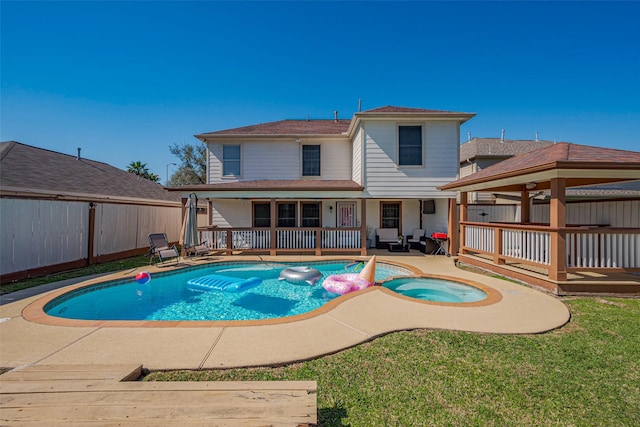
left=0, top=254, right=570, bottom=371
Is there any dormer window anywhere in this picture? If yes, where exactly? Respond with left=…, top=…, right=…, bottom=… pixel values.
left=302, top=145, right=321, bottom=176
left=222, top=145, right=241, bottom=177
left=398, top=125, right=423, bottom=166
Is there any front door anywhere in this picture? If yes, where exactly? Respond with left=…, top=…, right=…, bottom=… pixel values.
left=337, top=202, right=356, bottom=228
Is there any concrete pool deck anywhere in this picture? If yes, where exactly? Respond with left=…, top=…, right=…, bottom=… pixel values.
left=0, top=254, right=570, bottom=370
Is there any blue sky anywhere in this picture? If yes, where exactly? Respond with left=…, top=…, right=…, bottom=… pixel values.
left=2, top=1, right=639, bottom=183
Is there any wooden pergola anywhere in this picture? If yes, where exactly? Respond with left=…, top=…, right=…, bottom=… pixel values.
left=440, top=143, right=640, bottom=295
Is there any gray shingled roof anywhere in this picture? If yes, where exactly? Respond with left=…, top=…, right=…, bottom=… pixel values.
left=0, top=141, right=180, bottom=203
left=197, top=106, right=475, bottom=138
left=460, top=137, right=556, bottom=162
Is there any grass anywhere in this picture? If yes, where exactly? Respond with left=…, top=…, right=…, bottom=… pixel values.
left=0, top=255, right=149, bottom=295
left=144, top=297, right=640, bottom=426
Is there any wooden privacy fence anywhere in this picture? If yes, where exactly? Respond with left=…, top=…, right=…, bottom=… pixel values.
left=1, top=198, right=181, bottom=282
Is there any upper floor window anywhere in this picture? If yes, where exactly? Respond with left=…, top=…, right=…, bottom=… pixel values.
left=222, top=145, right=241, bottom=176
left=398, top=126, right=422, bottom=166
left=302, top=145, right=321, bottom=176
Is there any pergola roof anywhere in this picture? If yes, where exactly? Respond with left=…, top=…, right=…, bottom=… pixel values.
left=440, top=143, right=640, bottom=193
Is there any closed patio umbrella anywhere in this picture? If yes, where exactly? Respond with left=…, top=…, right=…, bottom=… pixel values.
left=183, top=193, right=199, bottom=253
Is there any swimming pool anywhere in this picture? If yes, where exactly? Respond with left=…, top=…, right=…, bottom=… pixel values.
left=382, top=277, right=487, bottom=303
left=44, top=261, right=412, bottom=322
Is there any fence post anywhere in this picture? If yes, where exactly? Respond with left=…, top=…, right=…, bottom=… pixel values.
left=87, top=202, right=96, bottom=266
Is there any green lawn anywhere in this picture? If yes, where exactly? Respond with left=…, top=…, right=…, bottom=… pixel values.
left=0, top=256, right=149, bottom=295
left=145, top=297, right=640, bottom=426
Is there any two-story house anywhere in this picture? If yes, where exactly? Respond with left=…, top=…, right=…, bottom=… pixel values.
left=171, top=106, right=475, bottom=255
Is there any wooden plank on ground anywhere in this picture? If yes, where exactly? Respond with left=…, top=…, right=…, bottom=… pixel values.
left=0, top=364, right=142, bottom=382
left=0, top=365, right=318, bottom=426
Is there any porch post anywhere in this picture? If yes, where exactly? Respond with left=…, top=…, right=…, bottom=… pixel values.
left=447, top=198, right=458, bottom=256
left=549, top=178, right=567, bottom=281
left=459, top=192, right=468, bottom=254
left=520, top=187, right=531, bottom=223
left=361, top=198, right=367, bottom=256
left=270, top=198, right=277, bottom=256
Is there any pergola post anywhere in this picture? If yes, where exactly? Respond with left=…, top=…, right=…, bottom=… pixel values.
left=549, top=178, right=567, bottom=281
left=447, top=198, right=458, bottom=256
left=459, top=192, right=468, bottom=254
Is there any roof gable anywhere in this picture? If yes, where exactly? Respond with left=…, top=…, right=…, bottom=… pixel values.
left=0, top=141, right=180, bottom=203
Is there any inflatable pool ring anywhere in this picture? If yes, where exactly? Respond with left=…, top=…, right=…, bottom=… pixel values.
left=322, top=273, right=373, bottom=295
left=279, top=266, right=323, bottom=286
left=322, top=256, right=377, bottom=295
left=135, top=271, right=151, bottom=285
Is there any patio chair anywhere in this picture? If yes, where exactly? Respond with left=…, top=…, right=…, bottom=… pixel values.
left=405, top=229, right=425, bottom=250
left=148, top=233, right=180, bottom=265
left=185, top=241, right=215, bottom=258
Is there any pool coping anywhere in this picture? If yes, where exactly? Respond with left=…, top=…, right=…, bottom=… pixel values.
left=21, top=259, right=502, bottom=328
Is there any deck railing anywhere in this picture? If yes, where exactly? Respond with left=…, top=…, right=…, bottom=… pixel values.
left=198, top=227, right=363, bottom=255
left=566, top=229, right=640, bottom=269
left=461, top=222, right=640, bottom=276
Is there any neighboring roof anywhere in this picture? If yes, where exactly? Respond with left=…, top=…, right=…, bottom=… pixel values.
left=460, top=138, right=556, bottom=162
left=197, top=105, right=476, bottom=140
left=168, top=179, right=364, bottom=192
left=197, top=119, right=351, bottom=138
left=440, top=142, right=640, bottom=192
left=0, top=141, right=181, bottom=204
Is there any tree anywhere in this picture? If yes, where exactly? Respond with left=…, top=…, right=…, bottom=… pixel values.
left=168, top=142, right=207, bottom=185
left=127, top=161, right=160, bottom=183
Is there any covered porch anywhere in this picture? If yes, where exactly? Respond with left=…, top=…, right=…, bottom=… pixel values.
left=172, top=180, right=453, bottom=257
left=440, top=143, right=640, bottom=295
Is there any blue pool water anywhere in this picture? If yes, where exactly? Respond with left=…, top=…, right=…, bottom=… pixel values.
left=382, top=277, right=487, bottom=303
left=45, top=261, right=411, bottom=321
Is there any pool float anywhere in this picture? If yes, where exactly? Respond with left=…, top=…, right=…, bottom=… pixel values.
left=279, top=266, right=323, bottom=286
left=187, top=274, right=262, bottom=292
left=322, top=256, right=377, bottom=295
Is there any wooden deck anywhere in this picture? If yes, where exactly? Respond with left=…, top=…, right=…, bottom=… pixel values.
left=0, top=364, right=317, bottom=426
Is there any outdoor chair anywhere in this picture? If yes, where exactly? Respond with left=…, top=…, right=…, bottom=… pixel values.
left=148, top=233, right=180, bottom=265
left=186, top=241, right=215, bottom=258
left=405, top=229, right=426, bottom=250
left=375, top=228, right=399, bottom=249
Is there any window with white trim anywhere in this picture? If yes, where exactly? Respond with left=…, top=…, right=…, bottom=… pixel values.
left=222, top=145, right=241, bottom=176
left=302, top=145, right=321, bottom=176
left=398, top=126, right=422, bottom=166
